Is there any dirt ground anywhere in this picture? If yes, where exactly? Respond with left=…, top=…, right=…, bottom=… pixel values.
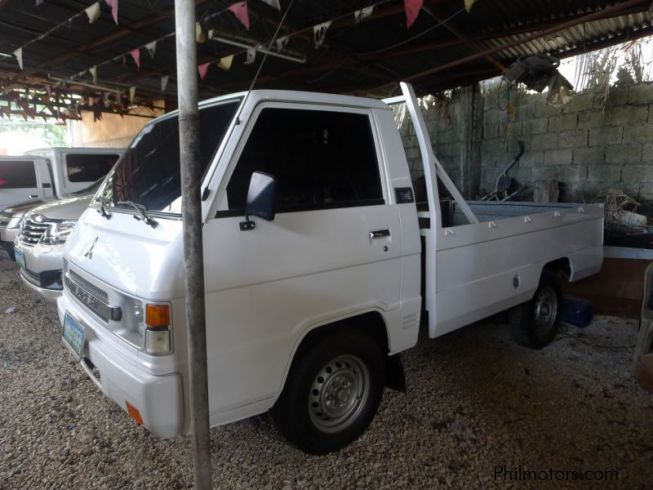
left=1, top=256, right=652, bottom=489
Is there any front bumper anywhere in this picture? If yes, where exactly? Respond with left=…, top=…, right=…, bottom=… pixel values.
left=57, top=292, right=183, bottom=438
left=20, top=272, right=63, bottom=302
left=15, top=242, right=64, bottom=299
left=0, top=225, right=16, bottom=259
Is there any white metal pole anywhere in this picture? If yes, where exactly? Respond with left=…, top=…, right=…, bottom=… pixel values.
left=174, top=1, right=212, bottom=488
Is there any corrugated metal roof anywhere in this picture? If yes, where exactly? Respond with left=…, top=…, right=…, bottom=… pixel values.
left=483, top=11, right=653, bottom=61
left=0, top=0, right=651, bottom=117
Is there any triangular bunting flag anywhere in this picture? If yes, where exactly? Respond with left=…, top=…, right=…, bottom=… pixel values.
left=313, top=21, right=332, bottom=49
left=228, top=1, right=250, bottom=30
left=198, top=62, right=211, bottom=79
left=105, top=0, right=119, bottom=24
left=354, top=5, right=374, bottom=23
left=260, top=0, right=280, bottom=10
left=218, top=55, right=233, bottom=71
left=85, top=2, right=101, bottom=23
left=129, top=86, right=136, bottom=104
left=129, top=48, right=141, bottom=68
left=245, top=47, right=256, bottom=65
left=13, top=48, right=23, bottom=70
left=89, top=66, right=97, bottom=84
left=161, top=75, right=169, bottom=93
left=404, top=0, right=423, bottom=28
left=196, top=22, right=207, bottom=43
left=275, top=35, right=289, bottom=51
left=145, top=40, right=157, bottom=58
left=464, top=0, right=477, bottom=12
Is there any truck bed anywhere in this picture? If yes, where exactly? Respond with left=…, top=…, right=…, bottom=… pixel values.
left=417, top=200, right=604, bottom=338
left=389, top=83, right=604, bottom=342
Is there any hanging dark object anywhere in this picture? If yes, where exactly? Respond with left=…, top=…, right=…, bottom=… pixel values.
left=92, top=96, right=104, bottom=121
left=503, top=54, right=573, bottom=107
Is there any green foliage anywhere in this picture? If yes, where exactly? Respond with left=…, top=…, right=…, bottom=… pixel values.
left=0, top=119, right=67, bottom=147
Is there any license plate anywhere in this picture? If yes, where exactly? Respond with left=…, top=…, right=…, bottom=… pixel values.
left=14, top=249, right=25, bottom=269
left=63, top=313, right=86, bottom=357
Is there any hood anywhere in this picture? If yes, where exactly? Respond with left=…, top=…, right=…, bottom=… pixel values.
left=66, top=209, right=184, bottom=299
left=29, top=195, right=93, bottom=222
left=1, top=200, right=45, bottom=217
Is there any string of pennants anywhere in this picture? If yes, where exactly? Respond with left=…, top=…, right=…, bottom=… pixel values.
left=11, top=0, right=479, bottom=104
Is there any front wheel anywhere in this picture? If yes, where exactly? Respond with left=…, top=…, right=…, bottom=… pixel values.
left=271, top=330, right=385, bottom=454
left=509, top=271, right=561, bottom=349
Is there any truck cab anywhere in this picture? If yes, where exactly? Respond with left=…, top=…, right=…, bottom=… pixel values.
left=59, top=90, right=420, bottom=451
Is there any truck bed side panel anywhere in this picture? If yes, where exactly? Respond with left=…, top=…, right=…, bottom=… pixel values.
left=425, top=205, right=603, bottom=337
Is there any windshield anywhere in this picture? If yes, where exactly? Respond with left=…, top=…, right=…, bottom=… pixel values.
left=96, top=100, right=240, bottom=215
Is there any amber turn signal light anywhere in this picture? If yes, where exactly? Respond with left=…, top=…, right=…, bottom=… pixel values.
left=145, top=303, right=170, bottom=329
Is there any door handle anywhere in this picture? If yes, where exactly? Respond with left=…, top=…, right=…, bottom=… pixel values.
left=369, top=229, right=390, bottom=239
left=28, top=194, right=38, bottom=199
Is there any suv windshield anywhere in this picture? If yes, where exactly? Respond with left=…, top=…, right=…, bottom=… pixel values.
left=96, top=99, right=240, bottom=215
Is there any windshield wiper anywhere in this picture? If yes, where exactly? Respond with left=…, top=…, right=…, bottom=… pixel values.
left=117, top=200, right=158, bottom=228
left=96, top=197, right=112, bottom=220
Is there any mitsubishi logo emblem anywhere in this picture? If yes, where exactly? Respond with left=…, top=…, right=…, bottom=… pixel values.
left=84, top=237, right=99, bottom=259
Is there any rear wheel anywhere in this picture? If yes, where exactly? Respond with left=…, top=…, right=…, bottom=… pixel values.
left=510, top=271, right=561, bottom=349
left=272, top=329, right=385, bottom=454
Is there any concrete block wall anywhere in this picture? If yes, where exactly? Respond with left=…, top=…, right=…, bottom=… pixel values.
left=399, top=81, right=653, bottom=209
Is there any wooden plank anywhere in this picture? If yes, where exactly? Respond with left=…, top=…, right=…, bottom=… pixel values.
left=561, top=257, right=652, bottom=319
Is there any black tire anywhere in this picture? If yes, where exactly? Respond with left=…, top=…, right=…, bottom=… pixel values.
left=509, top=271, right=561, bottom=349
left=271, top=329, right=385, bottom=455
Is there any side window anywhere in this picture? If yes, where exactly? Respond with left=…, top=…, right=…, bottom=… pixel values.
left=226, top=108, right=384, bottom=213
left=0, top=161, right=37, bottom=188
left=66, top=154, right=121, bottom=183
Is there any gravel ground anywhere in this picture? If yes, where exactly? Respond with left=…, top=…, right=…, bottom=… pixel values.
left=1, top=257, right=652, bottom=489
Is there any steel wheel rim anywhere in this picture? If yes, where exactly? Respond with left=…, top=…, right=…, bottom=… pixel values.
left=533, top=286, right=558, bottom=335
left=308, top=354, right=370, bottom=433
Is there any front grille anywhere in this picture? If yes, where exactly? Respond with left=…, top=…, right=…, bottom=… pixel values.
left=19, top=217, right=50, bottom=246
left=65, top=270, right=111, bottom=322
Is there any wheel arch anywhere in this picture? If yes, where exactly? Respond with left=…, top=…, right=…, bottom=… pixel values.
left=540, top=257, right=572, bottom=283
left=276, top=310, right=405, bottom=406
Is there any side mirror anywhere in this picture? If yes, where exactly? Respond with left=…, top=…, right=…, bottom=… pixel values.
left=240, top=171, right=276, bottom=231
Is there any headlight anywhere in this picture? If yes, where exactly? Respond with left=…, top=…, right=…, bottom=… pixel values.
left=115, top=296, right=172, bottom=354
left=7, top=216, right=22, bottom=229
left=40, top=221, right=77, bottom=245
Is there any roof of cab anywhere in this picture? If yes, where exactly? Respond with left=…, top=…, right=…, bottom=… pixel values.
left=198, top=89, right=389, bottom=112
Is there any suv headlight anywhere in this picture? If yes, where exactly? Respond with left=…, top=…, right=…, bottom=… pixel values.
left=7, top=216, right=22, bottom=229
left=40, top=221, right=77, bottom=245
left=0, top=211, right=21, bottom=229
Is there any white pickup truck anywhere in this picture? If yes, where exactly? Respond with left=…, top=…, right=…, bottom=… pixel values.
left=0, top=148, right=122, bottom=259
left=58, top=83, right=603, bottom=454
